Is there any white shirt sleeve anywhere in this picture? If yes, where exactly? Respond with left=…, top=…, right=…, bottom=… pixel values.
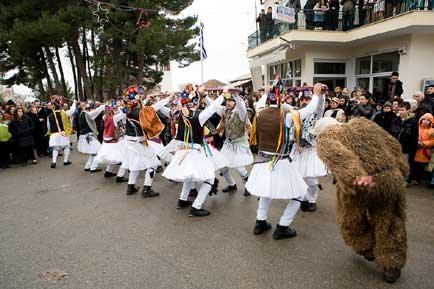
left=113, top=112, right=126, bottom=127
left=87, top=104, right=106, bottom=120
left=255, top=94, right=268, bottom=112
left=199, top=95, right=224, bottom=126
left=151, top=98, right=170, bottom=112
left=285, top=94, right=321, bottom=127
left=66, top=103, right=76, bottom=117
left=235, top=96, right=247, bottom=121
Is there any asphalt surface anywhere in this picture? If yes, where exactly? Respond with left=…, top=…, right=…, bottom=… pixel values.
left=0, top=149, right=433, bottom=289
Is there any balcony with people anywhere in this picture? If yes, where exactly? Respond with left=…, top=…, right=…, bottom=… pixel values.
left=249, top=0, right=434, bottom=49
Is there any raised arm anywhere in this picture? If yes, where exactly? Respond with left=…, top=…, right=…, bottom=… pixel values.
left=66, top=102, right=77, bottom=117
left=199, top=95, right=224, bottom=126
left=87, top=104, right=106, bottom=120
left=235, top=95, right=247, bottom=121
left=113, top=111, right=126, bottom=127
left=255, top=94, right=268, bottom=112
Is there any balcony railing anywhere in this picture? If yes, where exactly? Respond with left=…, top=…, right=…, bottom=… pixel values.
left=248, top=3, right=434, bottom=49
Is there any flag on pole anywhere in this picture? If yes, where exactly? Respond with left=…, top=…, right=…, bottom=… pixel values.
left=199, top=22, right=207, bottom=60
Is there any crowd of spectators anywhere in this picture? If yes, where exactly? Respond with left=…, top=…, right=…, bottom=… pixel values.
left=255, top=0, right=433, bottom=40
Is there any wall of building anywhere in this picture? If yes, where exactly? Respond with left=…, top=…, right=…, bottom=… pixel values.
left=403, top=34, right=434, bottom=95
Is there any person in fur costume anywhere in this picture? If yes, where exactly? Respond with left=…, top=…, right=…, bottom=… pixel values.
left=314, top=117, right=408, bottom=283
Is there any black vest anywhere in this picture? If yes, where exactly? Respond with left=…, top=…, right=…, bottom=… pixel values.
left=48, top=111, right=64, bottom=133
left=126, top=107, right=143, bottom=137
left=79, top=112, right=92, bottom=135
left=175, top=109, right=203, bottom=145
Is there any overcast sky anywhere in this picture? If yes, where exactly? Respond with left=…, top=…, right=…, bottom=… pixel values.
left=172, top=0, right=258, bottom=87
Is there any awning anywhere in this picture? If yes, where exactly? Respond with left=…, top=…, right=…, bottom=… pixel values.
left=249, top=47, right=288, bottom=67
left=230, top=78, right=251, bottom=88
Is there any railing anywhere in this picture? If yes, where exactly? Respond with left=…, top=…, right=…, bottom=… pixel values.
left=248, top=3, right=434, bottom=49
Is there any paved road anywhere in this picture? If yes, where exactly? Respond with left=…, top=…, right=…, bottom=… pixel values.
left=0, top=150, right=433, bottom=289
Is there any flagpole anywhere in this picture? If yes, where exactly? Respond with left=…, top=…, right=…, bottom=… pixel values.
left=200, top=21, right=204, bottom=85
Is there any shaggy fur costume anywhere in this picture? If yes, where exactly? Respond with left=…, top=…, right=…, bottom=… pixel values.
left=316, top=118, right=408, bottom=271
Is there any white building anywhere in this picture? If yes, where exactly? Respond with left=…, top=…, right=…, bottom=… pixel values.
left=248, top=4, right=434, bottom=99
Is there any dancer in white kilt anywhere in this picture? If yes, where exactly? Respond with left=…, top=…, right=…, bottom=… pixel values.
left=46, top=96, right=76, bottom=168
left=77, top=103, right=106, bottom=173
left=94, top=103, right=129, bottom=183
left=208, top=91, right=253, bottom=196
left=248, top=82, right=326, bottom=240
left=290, top=94, right=328, bottom=212
left=121, top=86, right=167, bottom=198
left=162, top=85, right=220, bottom=217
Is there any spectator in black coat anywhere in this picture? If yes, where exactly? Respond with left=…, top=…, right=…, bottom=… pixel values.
left=352, top=94, right=374, bottom=119
left=8, top=107, right=37, bottom=165
left=389, top=102, right=418, bottom=180
left=27, top=106, right=46, bottom=157
left=373, top=101, right=395, bottom=132
left=382, top=71, right=404, bottom=102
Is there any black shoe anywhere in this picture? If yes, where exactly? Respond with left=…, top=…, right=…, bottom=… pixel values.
left=126, top=184, right=138, bottom=195
left=63, top=161, right=72, bottom=166
left=189, top=188, right=198, bottom=197
left=244, top=188, right=251, bottom=197
left=189, top=207, right=210, bottom=217
left=222, top=184, right=237, bottom=193
left=273, top=225, right=297, bottom=240
left=142, top=186, right=160, bottom=198
left=253, top=220, right=272, bottom=235
left=104, top=171, right=117, bottom=178
left=156, top=166, right=163, bottom=173
left=116, top=176, right=128, bottom=183
left=302, top=202, right=317, bottom=212
left=383, top=268, right=401, bottom=283
left=50, top=163, right=56, bottom=169
left=177, top=199, right=192, bottom=209
left=84, top=168, right=90, bottom=171
left=300, top=201, right=309, bottom=212
left=90, top=169, right=102, bottom=173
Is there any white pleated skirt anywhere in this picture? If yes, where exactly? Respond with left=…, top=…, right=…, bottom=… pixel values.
left=290, top=146, right=328, bottom=178
left=121, top=138, right=161, bottom=171
left=246, top=159, right=308, bottom=200
left=206, top=144, right=229, bottom=171
left=94, top=139, right=125, bottom=165
left=147, top=139, right=165, bottom=156
left=49, top=133, right=70, bottom=148
left=163, top=148, right=215, bottom=183
left=220, top=138, right=253, bottom=168
left=77, top=134, right=101, bottom=155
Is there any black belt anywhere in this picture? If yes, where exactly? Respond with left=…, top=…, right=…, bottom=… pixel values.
left=254, top=151, right=292, bottom=164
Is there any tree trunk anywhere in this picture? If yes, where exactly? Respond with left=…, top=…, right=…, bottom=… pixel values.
left=43, top=46, right=62, bottom=94
left=37, top=78, right=46, bottom=99
left=67, top=43, right=79, bottom=100
left=40, top=48, right=54, bottom=95
left=70, top=32, right=92, bottom=100
left=137, top=51, right=144, bottom=86
left=82, top=27, right=94, bottom=98
left=55, top=47, right=68, bottom=97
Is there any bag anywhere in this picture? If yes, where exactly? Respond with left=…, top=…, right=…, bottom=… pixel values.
left=139, top=106, right=164, bottom=139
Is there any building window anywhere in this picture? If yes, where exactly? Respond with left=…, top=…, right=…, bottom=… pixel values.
left=269, top=59, right=301, bottom=86
left=372, top=52, right=400, bottom=74
left=356, top=56, right=371, bottom=75
left=355, top=51, right=400, bottom=100
left=314, top=62, right=346, bottom=75
left=313, top=60, right=346, bottom=90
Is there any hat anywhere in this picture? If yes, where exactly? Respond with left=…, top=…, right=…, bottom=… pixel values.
left=311, top=117, right=340, bottom=135
left=223, top=92, right=235, bottom=101
left=383, top=101, right=392, bottom=108
left=331, top=97, right=339, bottom=104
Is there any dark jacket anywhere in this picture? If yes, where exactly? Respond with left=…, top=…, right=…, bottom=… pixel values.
left=382, top=80, right=404, bottom=102
left=373, top=111, right=396, bottom=132
left=27, top=112, right=45, bottom=143
left=256, top=13, right=267, bottom=29
left=9, top=115, right=35, bottom=147
left=353, top=104, right=374, bottom=119
left=286, top=0, right=301, bottom=10
left=390, top=115, right=418, bottom=155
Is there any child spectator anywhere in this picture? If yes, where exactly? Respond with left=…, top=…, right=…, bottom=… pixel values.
left=411, top=113, right=434, bottom=185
